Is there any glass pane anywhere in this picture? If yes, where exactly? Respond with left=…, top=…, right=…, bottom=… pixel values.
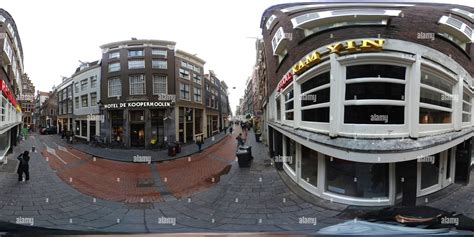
left=421, top=71, right=452, bottom=94
left=347, top=65, right=405, bottom=80
left=301, top=145, right=318, bottom=187
left=301, top=72, right=330, bottom=93
left=345, top=83, right=404, bottom=100
left=344, top=105, right=404, bottom=124
left=301, top=88, right=330, bottom=106
left=446, top=149, right=451, bottom=180
left=419, top=108, right=451, bottom=124
left=285, top=137, right=296, bottom=172
left=326, top=156, right=389, bottom=198
left=421, top=153, right=440, bottom=189
left=301, top=107, right=329, bottom=122
left=420, top=87, right=451, bottom=108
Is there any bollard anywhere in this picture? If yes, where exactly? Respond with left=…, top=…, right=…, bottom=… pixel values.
left=32, top=146, right=36, bottom=153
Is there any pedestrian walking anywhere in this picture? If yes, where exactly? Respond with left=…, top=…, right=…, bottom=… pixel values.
left=236, top=133, right=245, bottom=147
left=229, top=126, right=233, bottom=134
left=17, top=151, right=30, bottom=182
left=196, top=135, right=204, bottom=152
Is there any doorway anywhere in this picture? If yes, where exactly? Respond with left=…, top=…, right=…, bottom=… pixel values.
left=417, top=149, right=455, bottom=196
left=130, top=124, right=145, bottom=147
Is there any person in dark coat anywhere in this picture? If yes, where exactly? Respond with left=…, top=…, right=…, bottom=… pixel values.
left=196, top=135, right=204, bottom=152
left=236, top=133, right=245, bottom=147
left=17, top=151, right=30, bottom=182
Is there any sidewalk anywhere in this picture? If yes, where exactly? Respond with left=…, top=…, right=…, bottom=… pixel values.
left=50, top=131, right=229, bottom=162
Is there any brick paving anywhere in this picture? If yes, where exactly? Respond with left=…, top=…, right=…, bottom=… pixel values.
left=0, top=126, right=473, bottom=234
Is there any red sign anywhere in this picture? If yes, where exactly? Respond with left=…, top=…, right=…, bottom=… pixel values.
left=277, top=72, right=293, bottom=92
left=0, top=79, right=17, bottom=107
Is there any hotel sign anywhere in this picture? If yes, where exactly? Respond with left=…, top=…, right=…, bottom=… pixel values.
left=0, top=79, right=18, bottom=107
left=104, top=101, right=174, bottom=109
left=277, top=72, right=293, bottom=92
left=292, top=39, right=385, bottom=75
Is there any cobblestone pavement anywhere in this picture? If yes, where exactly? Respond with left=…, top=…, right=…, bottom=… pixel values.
left=2, top=125, right=473, bottom=233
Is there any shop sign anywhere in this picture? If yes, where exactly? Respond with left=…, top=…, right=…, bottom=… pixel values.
left=292, top=39, right=385, bottom=75
left=277, top=72, right=293, bottom=92
left=0, top=79, right=18, bottom=107
left=103, top=101, right=173, bottom=109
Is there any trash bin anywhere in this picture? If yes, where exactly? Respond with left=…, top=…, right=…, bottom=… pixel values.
left=239, top=145, right=253, bottom=160
left=236, top=148, right=251, bottom=168
left=175, top=142, right=181, bottom=153
left=168, top=142, right=176, bottom=156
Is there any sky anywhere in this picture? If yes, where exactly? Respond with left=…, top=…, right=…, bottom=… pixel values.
left=1, top=0, right=473, bottom=113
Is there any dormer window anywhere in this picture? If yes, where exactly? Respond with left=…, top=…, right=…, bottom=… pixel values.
left=271, top=27, right=288, bottom=56
left=437, top=16, right=473, bottom=50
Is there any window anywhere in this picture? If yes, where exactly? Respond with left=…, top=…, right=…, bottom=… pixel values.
left=68, top=101, right=72, bottom=113
left=90, top=92, right=97, bottom=106
left=420, top=153, right=440, bottom=189
left=153, top=75, right=167, bottom=94
left=276, top=98, right=281, bottom=121
left=301, top=145, right=318, bottom=187
left=284, top=89, right=294, bottom=120
left=74, top=97, right=79, bottom=108
left=266, top=14, right=277, bottom=30
left=109, top=51, right=120, bottom=59
left=152, top=49, right=167, bottom=58
left=81, top=95, right=88, bottom=107
left=326, top=156, right=389, bottom=198
left=194, top=87, right=202, bottom=102
left=81, top=79, right=88, bottom=91
left=285, top=137, right=296, bottom=171
left=68, top=87, right=72, bottom=98
left=128, top=60, right=145, bottom=69
left=419, top=70, right=453, bottom=124
left=128, top=50, right=144, bottom=57
left=74, top=83, right=79, bottom=93
left=108, top=77, right=122, bottom=97
left=300, top=71, right=330, bottom=122
left=91, top=76, right=97, bottom=88
left=463, top=90, right=472, bottom=123
left=129, top=75, right=146, bottom=95
left=193, top=74, right=202, bottom=84
left=179, top=83, right=190, bottom=100
left=108, top=62, right=120, bottom=72
left=152, top=60, right=167, bottom=69
left=344, top=64, right=406, bottom=124
left=179, top=68, right=190, bottom=80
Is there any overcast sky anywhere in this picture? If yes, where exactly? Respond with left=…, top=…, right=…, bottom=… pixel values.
left=2, top=0, right=473, bottom=112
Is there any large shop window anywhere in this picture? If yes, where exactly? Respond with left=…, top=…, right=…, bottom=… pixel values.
left=301, top=145, right=318, bottom=187
left=420, top=153, right=440, bottom=189
left=110, top=110, right=123, bottom=142
left=285, top=137, right=296, bottom=172
left=301, top=72, right=330, bottom=122
left=151, top=109, right=165, bottom=143
left=326, top=156, right=389, bottom=198
left=344, top=64, right=406, bottom=125
left=284, top=90, right=294, bottom=121
left=462, top=90, right=472, bottom=123
left=81, top=120, right=87, bottom=137
left=419, top=71, right=453, bottom=124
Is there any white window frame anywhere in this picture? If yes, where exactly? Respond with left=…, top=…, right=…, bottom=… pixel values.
left=153, top=75, right=167, bottom=95
left=108, top=62, right=120, bottom=73
left=128, top=50, right=144, bottom=57
left=128, top=60, right=145, bottom=69
left=194, top=87, right=202, bottom=103
left=152, top=49, right=167, bottom=58
left=179, top=83, right=190, bottom=100
left=129, top=75, right=146, bottom=95
left=152, top=60, right=167, bottom=69
left=109, top=51, right=120, bottom=60
left=108, top=77, right=122, bottom=97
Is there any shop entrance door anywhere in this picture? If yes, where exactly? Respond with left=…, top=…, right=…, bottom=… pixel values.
left=417, top=150, right=453, bottom=197
left=130, top=124, right=145, bottom=147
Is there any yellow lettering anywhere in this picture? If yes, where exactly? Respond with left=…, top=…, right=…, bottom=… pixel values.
left=345, top=40, right=357, bottom=51
left=360, top=39, right=385, bottom=49
left=304, top=51, right=320, bottom=65
left=327, top=43, right=344, bottom=54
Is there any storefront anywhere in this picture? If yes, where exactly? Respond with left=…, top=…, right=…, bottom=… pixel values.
left=176, top=107, right=204, bottom=144
left=0, top=79, right=22, bottom=163
left=206, top=113, right=219, bottom=138
left=103, top=101, right=175, bottom=148
left=74, top=115, right=100, bottom=141
left=268, top=38, right=473, bottom=206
